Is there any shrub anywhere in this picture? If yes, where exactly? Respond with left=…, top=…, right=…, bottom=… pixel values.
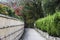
left=35, top=12, right=60, bottom=37
left=0, top=4, right=15, bottom=16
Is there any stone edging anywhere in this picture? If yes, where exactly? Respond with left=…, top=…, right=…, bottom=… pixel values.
left=35, top=28, right=60, bottom=40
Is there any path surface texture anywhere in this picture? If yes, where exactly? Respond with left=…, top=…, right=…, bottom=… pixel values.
left=22, top=28, right=46, bottom=40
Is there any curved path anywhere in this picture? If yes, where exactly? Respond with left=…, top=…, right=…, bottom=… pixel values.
left=21, top=28, right=46, bottom=40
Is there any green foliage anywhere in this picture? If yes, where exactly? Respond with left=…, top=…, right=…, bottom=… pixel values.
left=0, top=4, right=23, bottom=20
left=0, top=4, right=9, bottom=15
left=35, top=12, right=60, bottom=37
left=42, top=0, right=60, bottom=15
left=0, top=4, right=15, bottom=17
left=21, top=0, right=60, bottom=28
left=22, top=0, right=44, bottom=27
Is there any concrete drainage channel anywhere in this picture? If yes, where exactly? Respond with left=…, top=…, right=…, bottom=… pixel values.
left=35, top=28, right=60, bottom=40
left=0, top=14, right=24, bottom=40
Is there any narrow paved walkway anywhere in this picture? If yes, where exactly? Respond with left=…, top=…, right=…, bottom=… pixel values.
left=22, top=28, right=46, bottom=40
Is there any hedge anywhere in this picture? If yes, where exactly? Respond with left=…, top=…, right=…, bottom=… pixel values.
left=35, top=12, right=60, bottom=37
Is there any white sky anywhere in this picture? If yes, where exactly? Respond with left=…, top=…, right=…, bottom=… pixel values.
left=0, top=0, right=7, bottom=2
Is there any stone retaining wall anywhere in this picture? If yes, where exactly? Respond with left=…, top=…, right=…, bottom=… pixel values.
left=0, top=14, right=24, bottom=40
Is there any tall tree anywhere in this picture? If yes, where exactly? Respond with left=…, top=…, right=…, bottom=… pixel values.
left=22, top=0, right=44, bottom=28
left=42, top=0, right=60, bottom=15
